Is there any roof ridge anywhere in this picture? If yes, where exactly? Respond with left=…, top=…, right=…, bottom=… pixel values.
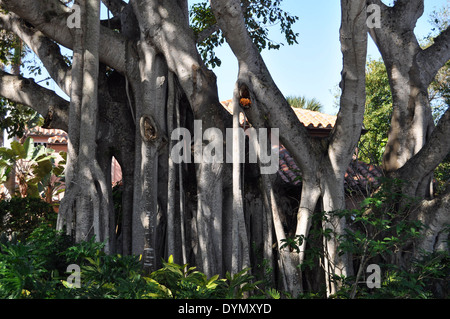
left=220, top=100, right=336, bottom=129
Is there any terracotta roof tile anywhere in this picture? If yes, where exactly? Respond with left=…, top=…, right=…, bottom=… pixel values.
left=292, top=108, right=336, bottom=129
left=221, top=100, right=337, bottom=129
left=279, top=144, right=382, bottom=192
left=27, top=127, right=67, bottom=137
left=26, top=127, right=68, bottom=145
left=47, top=135, right=68, bottom=144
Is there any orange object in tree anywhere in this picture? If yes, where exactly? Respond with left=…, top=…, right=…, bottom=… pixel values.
left=239, top=98, right=251, bottom=108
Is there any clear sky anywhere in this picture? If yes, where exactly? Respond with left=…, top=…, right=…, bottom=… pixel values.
left=30, top=0, right=449, bottom=116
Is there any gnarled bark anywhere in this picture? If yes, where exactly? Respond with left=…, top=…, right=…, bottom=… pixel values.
left=367, top=0, right=447, bottom=182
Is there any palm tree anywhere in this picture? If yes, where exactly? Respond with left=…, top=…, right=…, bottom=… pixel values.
left=286, top=95, right=323, bottom=112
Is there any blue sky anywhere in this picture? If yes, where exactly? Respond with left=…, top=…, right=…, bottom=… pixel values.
left=29, top=0, right=449, bottom=116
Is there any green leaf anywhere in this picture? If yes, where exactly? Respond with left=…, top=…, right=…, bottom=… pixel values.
left=23, top=137, right=34, bottom=161
left=10, top=140, right=25, bottom=159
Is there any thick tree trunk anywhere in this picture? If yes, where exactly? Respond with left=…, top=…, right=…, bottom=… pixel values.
left=57, top=0, right=115, bottom=253
left=295, top=177, right=321, bottom=292
left=367, top=0, right=450, bottom=264
left=75, top=0, right=111, bottom=248
left=57, top=18, right=83, bottom=237
left=230, top=88, right=250, bottom=274
left=129, top=0, right=227, bottom=277
left=319, top=0, right=367, bottom=296
left=382, top=61, right=435, bottom=175
left=320, top=172, right=350, bottom=295
left=130, top=39, right=168, bottom=272
left=367, top=0, right=440, bottom=184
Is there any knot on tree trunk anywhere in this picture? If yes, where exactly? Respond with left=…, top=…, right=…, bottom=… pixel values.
left=141, top=115, right=157, bottom=141
left=140, top=114, right=167, bottom=147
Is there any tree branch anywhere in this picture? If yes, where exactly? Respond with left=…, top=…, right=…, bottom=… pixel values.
left=329, top=0, right=367, bottom=174
left=0, top=11, right=72, bottom=96
left=0, top=70, right=69, bottom=131
left=210, top=0, right=316, bottom=176
left=1, top=0, right=130, bottom=74
left=418, top=25, right=450, bottom=86
left=394, top=106, right=450, bottom=195
left=392, top=0, right=424, bottom=29
left=101, top=0, right=127, bottom=16
left=415, top=184, right=450, bottom=253
left=196, top=24, right=219, bottom=43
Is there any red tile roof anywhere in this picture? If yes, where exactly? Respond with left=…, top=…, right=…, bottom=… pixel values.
left=292, top=108, right=336, bottom=129
left=279, top=144, right=382, bottom=192
left=26, top=127, right=68, bottom=145
left=221, top=100, right=337, bottom=130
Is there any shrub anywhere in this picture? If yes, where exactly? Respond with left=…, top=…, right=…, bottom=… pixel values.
left=0, top=197, right=56, bottom=241
left=0, top=224, right=270, bottom=299
left=0, top=224, right=71, bottom=298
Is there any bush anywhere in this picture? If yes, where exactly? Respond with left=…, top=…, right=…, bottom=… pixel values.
left=0, top=224, right=273, bottom=299
left=0, top=178, right=447, bottom=299
left=0, top=197, right=56, bottom=241
left=0, top=224, right=72, bottom=298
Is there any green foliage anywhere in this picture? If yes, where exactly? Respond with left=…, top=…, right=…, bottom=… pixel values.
left=150, top=255, right=223, bottom=299
left=0, top=30, right=41, bottom=138
left=285, top=95, right=323, bottom=112
left=242, top=0, right=299, bottom=49
left=336, top=179, right=424, bottom=262
left=220, top=268, right=263, bottom=299
left=0, top=137, right=65, bottom=200
left=335, top=178, right=448, bottom=299
left=0, top=197, right=56, bottom=241
left=280, top=235, right=303, bottom=253
left=0, top=224, right=72, bottom=298
left=359, top=58, right=392, bottom=165
left=434, top=153, right=450, bottom=196
left=0, top=177, right=447, bottom=299
left=0, top=99, right=41, bottom=139
left=282, top=178, right=448, bottom=299
left=0, top=242, right=48, bottom=298
left=369, top=251, right=450, bottom=299
left=190, top=2, right=223, bottom=68
left=190, top=0, right=299, bottom=68
left=0, top=223, right=272, bottom=299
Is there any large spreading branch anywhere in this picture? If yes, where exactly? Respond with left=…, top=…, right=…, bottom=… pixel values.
left=366, top=0, right=441, bottom=174
left=101, top=0, right=127, bottom=16
left=0, top=0, right=130, bottom=74
left=328, top=0, right=367, bottom=176
left=418, top=26, right=450, bottom=85
left=392, top=0, right=424, bottom=30
left=0, top=11, right=72, bottom=96
left=0, top=70, right=69, bottom=131
left=394, top=106, right=450, bottom=196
